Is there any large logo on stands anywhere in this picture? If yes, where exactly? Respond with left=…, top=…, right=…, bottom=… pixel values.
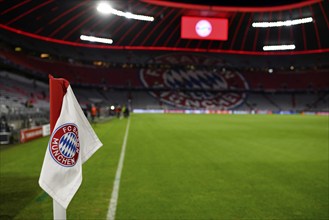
left=49, top=123, right=80, bottom=167
left=139, top=54, right=249, bottom=109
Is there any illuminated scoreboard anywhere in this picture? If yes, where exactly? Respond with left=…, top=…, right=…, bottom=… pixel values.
left=181, top=16, right=228, bottom=41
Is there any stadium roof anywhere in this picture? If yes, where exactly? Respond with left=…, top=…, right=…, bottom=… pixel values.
left=0, top=0, right=328, bottom=56
left=165, top=0, right=305, bottom=7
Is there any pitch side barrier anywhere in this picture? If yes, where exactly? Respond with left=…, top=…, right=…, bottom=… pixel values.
left=133, top=109, right=329, bottom=115
left=20, top=124, right=50, bottom=143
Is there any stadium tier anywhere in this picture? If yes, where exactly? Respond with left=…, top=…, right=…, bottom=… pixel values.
left=1, top=50, right=328, bottom=112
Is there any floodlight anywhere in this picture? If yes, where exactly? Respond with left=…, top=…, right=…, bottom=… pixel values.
left=252, top=17, right=313, bottom=28
left=80, top=35, right=113, bottom=44
left=263, top=44, right=296, bottom=51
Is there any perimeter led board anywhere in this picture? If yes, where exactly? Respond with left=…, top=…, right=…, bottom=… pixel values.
left=181, top=16, right=228, bottom=40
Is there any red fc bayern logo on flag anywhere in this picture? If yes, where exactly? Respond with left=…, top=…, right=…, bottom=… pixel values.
left=49, top=123, right=80, bottom=167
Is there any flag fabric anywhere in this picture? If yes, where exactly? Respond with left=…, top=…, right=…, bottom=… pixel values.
left=39, top=75, right=102, bottom=209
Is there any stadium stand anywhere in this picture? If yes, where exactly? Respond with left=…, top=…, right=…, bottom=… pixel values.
left=1, top=67, right=328, bottom=113
left=0, top=0, right=328, bottom=144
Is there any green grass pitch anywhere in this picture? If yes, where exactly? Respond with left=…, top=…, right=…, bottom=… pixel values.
left=0, top=114, right=328, bottom=219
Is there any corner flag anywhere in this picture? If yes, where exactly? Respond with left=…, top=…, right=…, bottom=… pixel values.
left=39, top=75, right=102, bottom=210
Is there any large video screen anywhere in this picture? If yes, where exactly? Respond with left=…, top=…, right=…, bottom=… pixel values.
left=181, top=16, right=228, bottom=41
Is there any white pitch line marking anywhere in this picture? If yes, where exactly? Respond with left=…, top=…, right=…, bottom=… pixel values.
left=107, top=118, right=131, bottom=220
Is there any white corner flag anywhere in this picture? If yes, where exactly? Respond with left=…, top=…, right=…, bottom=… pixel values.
left=39, top=75, right=102, bottom=214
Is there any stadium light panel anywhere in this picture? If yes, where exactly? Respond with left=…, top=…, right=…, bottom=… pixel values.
left=252, top=17, right=313, bottom=28
left=96, top=2, right=154, bottom=22
left=263, top=44, right=296, bottom=51
left=80, top=35, right=113, bottom=44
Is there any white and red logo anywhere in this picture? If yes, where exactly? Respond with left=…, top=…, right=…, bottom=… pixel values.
left=49, top=123, right=80, bottom=167
left=195, top=20, right=212, bottom=37
left=140, top=54, right=248, bottom=109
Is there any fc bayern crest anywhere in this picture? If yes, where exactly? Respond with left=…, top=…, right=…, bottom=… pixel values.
left=140, top=54, right=249, bottom=109
left=49, top=123, right=80, bottom=167
left=196, top=20, right=212, bottom=37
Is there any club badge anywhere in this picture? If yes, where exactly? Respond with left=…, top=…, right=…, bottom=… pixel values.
left=49, top=123, right=80, bottom=167
left=140, top=54, right=249, bottom=109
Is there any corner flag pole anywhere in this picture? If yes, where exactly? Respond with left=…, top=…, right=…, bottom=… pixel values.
left=49, top=75, right=69, bottom=220
left=53, top=200, right=66, bottom=220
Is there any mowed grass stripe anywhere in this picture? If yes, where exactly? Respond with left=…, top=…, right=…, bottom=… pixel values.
left=0, top=119, right=128, bottom=220
left=116, top=114, right=328, bottom=220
